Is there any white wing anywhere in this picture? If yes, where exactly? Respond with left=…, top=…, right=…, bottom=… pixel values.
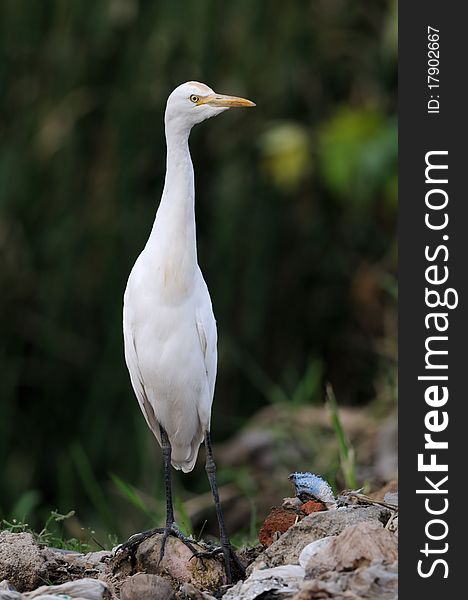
left=122, top=296, right=162, bottom=444
left=195, top=269, right=218, bottom=419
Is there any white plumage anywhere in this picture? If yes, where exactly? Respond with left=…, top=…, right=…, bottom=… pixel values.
left=123, top=82, right=254, bottom=472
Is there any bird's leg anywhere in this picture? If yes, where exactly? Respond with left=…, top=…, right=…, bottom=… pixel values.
left=159, top=424, right=175, bottom=563
left=158, top=425, right=204, bottom=565
left=204, top=430, right=245, bottom=584
left=117, top=427, right=202, bottom=566
left=118, top=429, right=215, bottom=570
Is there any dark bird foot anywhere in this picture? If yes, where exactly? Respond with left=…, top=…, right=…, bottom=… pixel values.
left=159, top=522, right=204, bottom=566
left=190, top=542, right=245, bottom=584
left=118, top=527, right=244, bottom=584
left=117, top=524, right=207, bottom=569
left=117, top=526, right=166, bottom=556
left=221, top=543, right=246, bottom=585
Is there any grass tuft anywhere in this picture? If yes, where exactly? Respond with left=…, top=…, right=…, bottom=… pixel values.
left=326, top=383, right=358, bottom=490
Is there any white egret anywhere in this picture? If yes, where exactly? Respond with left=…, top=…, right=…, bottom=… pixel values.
left=122, top=81, right=255, bottom=582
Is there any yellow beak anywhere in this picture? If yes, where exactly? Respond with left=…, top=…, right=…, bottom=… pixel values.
left=201, top=94, right=256, bottom=108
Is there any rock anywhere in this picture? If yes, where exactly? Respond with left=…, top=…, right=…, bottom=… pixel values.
left=0, top=541, right=104, bottom=594
left=0, top=579, right=24, bottom=600
left=120, top=573, right=174, bottom=600
left=384, top=492, right=398, bottom=507
left=249, top=506, right=390, bottom=572
left=237, top=545, right=263, bottom=568
left=224, top=565, right=305, bottom=600
left=305, top=521, right=397, bottom=577
left=26, top=578, right=109, bottom=599
left=136, top=534, right=225, bottom=591
left=78, top=551, right=111, bottom=568
left=0, top=533, right=47, bottom=593
left=179, top=583, right=217, bottom=599
left=57, top=550, right=111, bottom=580
left=298, top=537, right=334, bottom=569
left=293, top=560, right=398, bottom=600
left=386, top=512, right=398, bottom=535
left=258, top=508, right=298, bottom=547
left=282, top=497, right=303, bottom=511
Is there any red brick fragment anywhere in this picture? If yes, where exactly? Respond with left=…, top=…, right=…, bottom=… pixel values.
left=300, top=500, right=327, bottom=515
left=258, top=507, right=298, bottom=547
left=258, top=500, right=328, bottom=546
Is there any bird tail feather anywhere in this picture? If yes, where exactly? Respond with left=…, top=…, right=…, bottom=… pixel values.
left=171, top=434, right=204, bottom=473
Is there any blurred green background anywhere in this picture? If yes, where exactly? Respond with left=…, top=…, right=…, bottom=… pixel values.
left=0, top=0, right=397, bottom=546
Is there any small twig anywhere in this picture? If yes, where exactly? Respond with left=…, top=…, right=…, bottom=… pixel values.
left=346, top=491, right=398, bottom=511
left=385, top=511, right=398, bottom=530
left=91, top=535, right=106, bottom=550
left=196, top=519, right=208, bottom=542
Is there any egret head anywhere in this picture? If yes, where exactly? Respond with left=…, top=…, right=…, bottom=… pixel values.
left=165, top=81, right=255, bottom=134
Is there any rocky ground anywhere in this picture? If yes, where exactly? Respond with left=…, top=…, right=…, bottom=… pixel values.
left=0, top=483, right=398, bottom=600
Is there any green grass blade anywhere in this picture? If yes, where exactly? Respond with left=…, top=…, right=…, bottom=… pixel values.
left=10, top=490, right=41, bottom=522
left=70, top=443, right=114, bottom=531
left=326, top=383, right=357, bottom=489
left=174, top=496, right=193, bottom=537
left=110, top=473, right=154, bottom=521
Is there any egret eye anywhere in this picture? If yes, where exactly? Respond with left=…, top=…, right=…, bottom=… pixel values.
left=190, top=95, right=200, bottom=104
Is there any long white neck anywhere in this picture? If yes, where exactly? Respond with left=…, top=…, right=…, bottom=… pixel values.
left=146, top=122, right=198, bottom=290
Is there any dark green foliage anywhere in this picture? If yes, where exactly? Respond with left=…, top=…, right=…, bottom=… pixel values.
left=0, top=0, right=397, bottom=539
